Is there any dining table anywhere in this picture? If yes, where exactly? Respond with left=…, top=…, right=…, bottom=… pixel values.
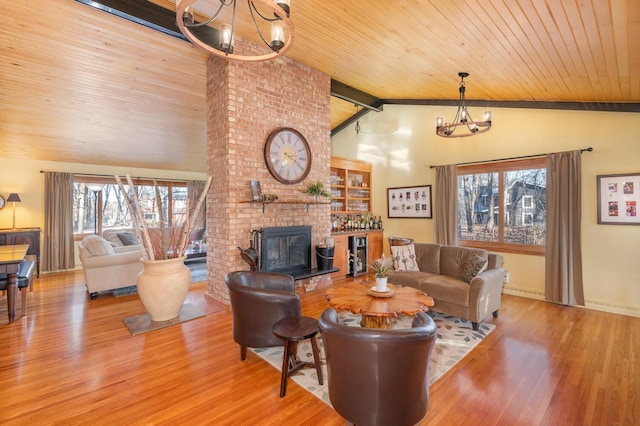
left=0, top=244, right=29, bottom=323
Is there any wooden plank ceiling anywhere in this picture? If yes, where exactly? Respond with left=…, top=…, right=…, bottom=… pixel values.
left=1, top=0, right=638, bottom=173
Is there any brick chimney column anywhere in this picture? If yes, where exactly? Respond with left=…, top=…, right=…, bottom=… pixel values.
left=204, top=45, right=332, bottom=304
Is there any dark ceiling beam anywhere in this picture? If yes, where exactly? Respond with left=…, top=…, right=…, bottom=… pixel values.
left=381, top=98, right=640, bottom=113
left=331, top=80, right=384, bottom=112
left=75, top=0, right=219, bottom=45
left=332, top=97, right=640, bottom=133
left=331, top=107, right=371, bottom=137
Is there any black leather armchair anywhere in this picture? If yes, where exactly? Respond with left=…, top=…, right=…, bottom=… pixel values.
left=225, top=271, right=301, bottom=361
left=318, top=308, right=438, bottom=426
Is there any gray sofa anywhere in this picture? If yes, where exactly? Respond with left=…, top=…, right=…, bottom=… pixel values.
left=387, top=242, right=505, bottom=330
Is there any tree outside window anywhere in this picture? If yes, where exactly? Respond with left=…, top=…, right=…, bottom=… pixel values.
left=73, top=178, right=188, bottom=237
left=457, top=158, right=546, bottom=255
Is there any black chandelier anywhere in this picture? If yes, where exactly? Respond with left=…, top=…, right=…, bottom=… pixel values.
left=436, top=72, right=492, bottom=138
left=176, top=0, right=294, bottom=62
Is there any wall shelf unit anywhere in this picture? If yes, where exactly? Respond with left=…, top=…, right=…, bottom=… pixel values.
left=330, top=156, right=372, bottom=214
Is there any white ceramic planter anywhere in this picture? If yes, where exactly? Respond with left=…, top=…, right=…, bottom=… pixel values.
left=136, top=256, right=190, bottom=321
left=375, top=277, right=388, bottom=292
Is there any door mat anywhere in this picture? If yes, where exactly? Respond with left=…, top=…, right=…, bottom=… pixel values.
left=123, top=303, right=205, bottom=335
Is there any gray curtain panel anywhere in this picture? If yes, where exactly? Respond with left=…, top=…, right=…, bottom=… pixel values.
left=434, top=164, right=458, bottom=246
left=545, top=150, right=585, bottom=305
left=43, top=172, right=75, bottom=272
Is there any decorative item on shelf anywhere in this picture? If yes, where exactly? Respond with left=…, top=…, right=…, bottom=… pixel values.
left=436, top=72, right=492, bottom=138
left=175, top=0, right=294, bottom=62
left=370, top=254, right=393, bottom=293
left=261, top=194, right=279, bottom=202
left=250, top=180, right=262, bottom=201
left=115, top=174, right=212, bottom=322
left=303, top=181, right=331, bottom=202
left=7, top=193, right=21, bottom=229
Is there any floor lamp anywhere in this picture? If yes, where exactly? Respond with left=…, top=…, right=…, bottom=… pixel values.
left=86, top=184, right=105, bottom=234
left=7, top=193, right=21, bottom=229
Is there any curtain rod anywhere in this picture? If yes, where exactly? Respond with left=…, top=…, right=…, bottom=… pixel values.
left=39, top=170, right=189, bottom=183
left=429, top=147, right=593, bottom=169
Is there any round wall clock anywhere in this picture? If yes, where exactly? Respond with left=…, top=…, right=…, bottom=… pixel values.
left=264, top=127, right=312, bottom=184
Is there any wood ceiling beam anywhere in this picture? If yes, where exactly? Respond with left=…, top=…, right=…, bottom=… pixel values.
left=331, top=80, right=383, bottom=113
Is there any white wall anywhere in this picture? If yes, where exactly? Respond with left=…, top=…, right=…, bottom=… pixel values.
left=332, top=104, right=640, bottom=317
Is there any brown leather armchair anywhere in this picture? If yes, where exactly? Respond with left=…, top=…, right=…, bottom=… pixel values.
left=224, top=271, right=301, bottom=361
left=318, top=308, right=438, bottom=426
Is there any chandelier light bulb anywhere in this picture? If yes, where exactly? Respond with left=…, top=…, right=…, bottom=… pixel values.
left=184, top=5, right=194, bottom=24
left=220, top=23, right=233, bottom=51
left=271, top=21, right=285, bottom=51
left=275, top=0, right=290, bottom=16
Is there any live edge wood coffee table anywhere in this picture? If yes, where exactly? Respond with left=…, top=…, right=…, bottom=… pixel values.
left=325, top=281, right=434, bottom=329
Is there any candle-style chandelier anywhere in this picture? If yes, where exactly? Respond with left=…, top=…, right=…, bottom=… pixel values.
left=436, top=72, right=492, bottom=138
left=176, top=0, right=294, bottom=62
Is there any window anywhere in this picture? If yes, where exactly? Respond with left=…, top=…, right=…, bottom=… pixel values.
left=457, top=157, right=546, bottom=255
left=73, top=177, right=188, bottom=237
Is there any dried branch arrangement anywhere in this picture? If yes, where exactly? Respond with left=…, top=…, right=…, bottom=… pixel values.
left=115, top=174, right=212, bottom=260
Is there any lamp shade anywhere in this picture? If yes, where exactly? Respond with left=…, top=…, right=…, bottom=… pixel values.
left=7, top=193, right=21, bottom=202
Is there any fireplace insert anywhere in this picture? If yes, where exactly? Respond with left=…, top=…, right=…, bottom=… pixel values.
left=260, top=226, right=312, bottom=276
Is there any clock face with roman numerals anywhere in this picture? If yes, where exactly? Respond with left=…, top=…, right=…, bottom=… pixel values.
left=264, top=127, right=312, bottom=184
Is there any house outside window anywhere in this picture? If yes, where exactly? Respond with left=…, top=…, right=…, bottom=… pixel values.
left=457, top=157, right=546, bottom=255
left=73, top=177, right=187, bottom=238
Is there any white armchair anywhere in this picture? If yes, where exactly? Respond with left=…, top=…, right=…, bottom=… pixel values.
left=78, top=235, right=144, bottom=299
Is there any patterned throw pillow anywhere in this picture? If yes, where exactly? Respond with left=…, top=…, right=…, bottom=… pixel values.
left=461, top=252, right=488, bottom=283
left=390, top=244, right=420, bottom=271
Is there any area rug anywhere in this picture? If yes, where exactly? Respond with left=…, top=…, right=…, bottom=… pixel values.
left=123, top=303, right=205, bottom=335
left=251, top=312, right=495, bottom=406
left=112, top=261, right=207, bottom=297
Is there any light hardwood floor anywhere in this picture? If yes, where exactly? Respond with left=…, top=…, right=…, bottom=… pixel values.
left=1, top=270, right=638, bottom=425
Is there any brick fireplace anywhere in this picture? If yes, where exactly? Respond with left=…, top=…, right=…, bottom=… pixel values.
left=204, top=41, right=332, bottom=304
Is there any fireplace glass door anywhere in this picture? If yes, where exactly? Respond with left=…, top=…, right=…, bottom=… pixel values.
left=261, top=226, right=311, bottom=275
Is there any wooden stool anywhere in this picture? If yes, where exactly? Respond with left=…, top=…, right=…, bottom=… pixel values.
left=272, top=316, right=323, bottom=397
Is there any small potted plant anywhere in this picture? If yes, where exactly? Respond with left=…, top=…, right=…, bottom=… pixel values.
left=370, top=254, right=394, bottom=292
left=303, top=181, right=331, bottom=201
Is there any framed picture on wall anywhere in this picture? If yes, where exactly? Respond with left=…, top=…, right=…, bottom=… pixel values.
left=387, top=185, right=432, bottom=219
left=597, top=173, right=640, bottom=225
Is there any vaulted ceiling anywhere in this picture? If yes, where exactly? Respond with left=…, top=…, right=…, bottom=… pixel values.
left=1, top=0, right=638, bottom=172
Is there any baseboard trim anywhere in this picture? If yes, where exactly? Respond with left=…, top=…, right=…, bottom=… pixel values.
left=503, top=286, right=640, bottom=318
left=503, top=286, right=545, bottom=300
left=583, top=300, right=640, bottom=318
